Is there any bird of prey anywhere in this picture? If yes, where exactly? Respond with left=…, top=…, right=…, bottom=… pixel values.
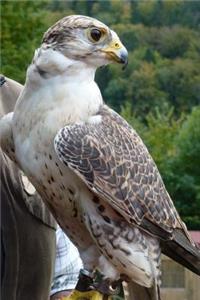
left=1, top=15, right=200, bottom=300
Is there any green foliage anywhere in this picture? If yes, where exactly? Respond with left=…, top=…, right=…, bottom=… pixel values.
left=172, top=107, right=200, bottom=228
left=1, top=0, right=200, bottom=228
left=176, top=107, right=200, bottom=177
left=155, top=59, right=200, bottom=114
left=130, top=0, right=200, bottom=29
left=1, top=0, right=51, bottom=83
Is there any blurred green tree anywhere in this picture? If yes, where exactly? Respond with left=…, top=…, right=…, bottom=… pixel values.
left=172, top=107, right=200, bottom=229
left=1, top=0, right=51, bottom=83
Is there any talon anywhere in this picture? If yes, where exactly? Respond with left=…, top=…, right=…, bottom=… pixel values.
left=110, top=278, right=123, bottom=294
left=75, top=269, right=94, bottom=292
left=108, top=283, right=120, bottom=294
left=75, top=270, right=122, bottom=296
left=92, top=278, right=121, bottom=296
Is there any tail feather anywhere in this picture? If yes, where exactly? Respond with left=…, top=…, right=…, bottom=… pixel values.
left=161, top=229, right=200, bottom=276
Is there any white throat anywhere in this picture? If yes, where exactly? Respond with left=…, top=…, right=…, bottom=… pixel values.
left=16, top=48, right=103, bottom=128
left=29, top=47, right=97, bottom=81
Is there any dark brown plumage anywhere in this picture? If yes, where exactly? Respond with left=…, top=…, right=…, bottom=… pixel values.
left=55, top=104, right=200, bottom=276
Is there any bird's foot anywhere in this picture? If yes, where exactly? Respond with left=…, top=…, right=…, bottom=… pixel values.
left=75, top=269, right=94, bottom=292
left=92, top=277, right=122, bottom=296
left=75, top=269, right=122, bottom=296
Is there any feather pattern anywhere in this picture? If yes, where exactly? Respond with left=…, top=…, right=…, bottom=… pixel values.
left=55, top=105, right=182, bottom=235
left=55, top=104, right=200, bottom=276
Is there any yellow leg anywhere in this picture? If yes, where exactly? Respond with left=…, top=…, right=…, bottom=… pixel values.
left=61, top=289, right=112, bottom=300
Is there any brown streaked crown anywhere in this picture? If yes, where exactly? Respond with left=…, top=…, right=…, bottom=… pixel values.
left=42, top=15, right=108, bottom=47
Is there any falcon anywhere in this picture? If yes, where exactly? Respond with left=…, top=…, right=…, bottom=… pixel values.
left=1, top=15, right=200, bottom=300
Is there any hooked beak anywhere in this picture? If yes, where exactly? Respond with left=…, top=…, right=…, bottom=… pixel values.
left=101, top=39, right=128, bottom=67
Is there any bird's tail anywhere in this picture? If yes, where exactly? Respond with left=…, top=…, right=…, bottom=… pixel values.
left=161, top=228, right=200, bottom=276
left=125, top=281, right=161, bottom=300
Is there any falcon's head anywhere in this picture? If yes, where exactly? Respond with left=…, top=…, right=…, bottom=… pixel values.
left=41, top=15, right=128, bottom=68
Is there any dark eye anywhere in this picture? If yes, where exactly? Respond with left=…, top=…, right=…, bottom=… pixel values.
left=90, top=28, right=102, bottom=42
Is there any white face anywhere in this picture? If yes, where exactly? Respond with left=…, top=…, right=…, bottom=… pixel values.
left=42, top=15, right=128, bottom=69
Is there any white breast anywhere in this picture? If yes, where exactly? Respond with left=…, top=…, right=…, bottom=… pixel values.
left=11, top=49, right=103, bottom=251
left=12, top=49, right=102, bottom=176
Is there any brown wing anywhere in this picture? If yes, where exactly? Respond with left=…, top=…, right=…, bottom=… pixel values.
left=54, top=105, right=183, bottom=239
